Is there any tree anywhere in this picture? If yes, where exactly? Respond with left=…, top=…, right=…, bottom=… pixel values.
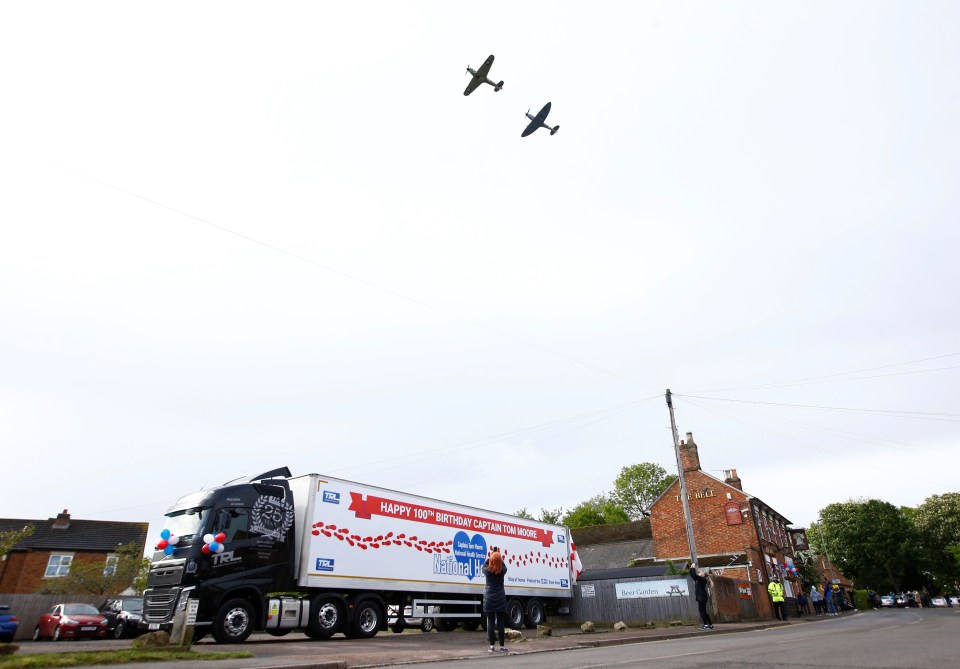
left=612, top=463, right=677, bottom=519
left=813, top=499, right=919, bottom=592
left=514, top=507, right=564, bottom=524
left=914, top=492, right=960, bottom=592
left=0, top=524, right=34, bottom=558
left=36, top=542, right=149, bottom=596
left=562, top=495, right=629, bottom=529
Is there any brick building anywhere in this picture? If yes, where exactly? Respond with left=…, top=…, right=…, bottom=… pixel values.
left=0, top=510, right=148, bottom=594
left=648, top=433, right=802, bottom=619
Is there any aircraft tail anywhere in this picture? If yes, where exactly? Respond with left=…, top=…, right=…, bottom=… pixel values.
left=495, top=81, right=503, bottom=92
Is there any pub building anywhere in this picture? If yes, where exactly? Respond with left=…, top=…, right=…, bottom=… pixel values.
left=647, top=432, right=803, bottom=619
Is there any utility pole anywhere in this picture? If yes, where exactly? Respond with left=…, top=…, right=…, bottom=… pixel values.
left=666, top=389, right=698, bottom=566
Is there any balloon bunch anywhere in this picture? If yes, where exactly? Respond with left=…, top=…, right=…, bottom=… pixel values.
left=156, top=529, right=180, bottom=556
left=202, top=532, right=227, bottom=555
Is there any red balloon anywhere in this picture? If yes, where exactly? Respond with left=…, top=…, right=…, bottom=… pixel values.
left=201, top=544, right=211, bottom=555
left=215, top=532, right=226, bottom=543
left=157, top=539, right=169, bottom=550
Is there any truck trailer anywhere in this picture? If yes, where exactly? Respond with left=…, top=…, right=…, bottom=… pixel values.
left=143, top=467, right=574, bottom=643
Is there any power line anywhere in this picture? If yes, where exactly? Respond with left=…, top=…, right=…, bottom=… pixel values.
left=63, top=167, right=659, bottom=391
left=674, top=394, right=960, bottom=421
left=682, top=352, right=960, bottom=394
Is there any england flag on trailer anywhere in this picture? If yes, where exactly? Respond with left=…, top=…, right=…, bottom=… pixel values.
left=570, top=542, right=583, bottom=583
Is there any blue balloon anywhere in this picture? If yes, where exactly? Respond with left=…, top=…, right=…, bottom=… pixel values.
left=209, top=541, right=220, bottom=553
left=164, top=545, right=175, bottom=555
left=160, top=529, right=171, bottom=540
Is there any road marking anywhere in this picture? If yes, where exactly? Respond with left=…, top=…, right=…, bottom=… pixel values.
left=571, top=648, right=716, bottom=668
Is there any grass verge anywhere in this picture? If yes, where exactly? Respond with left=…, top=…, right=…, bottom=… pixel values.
left=0, top=649, right=253, bottom=668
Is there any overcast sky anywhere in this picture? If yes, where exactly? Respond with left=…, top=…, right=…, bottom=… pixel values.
left=2, top=2, right=958, bottom=550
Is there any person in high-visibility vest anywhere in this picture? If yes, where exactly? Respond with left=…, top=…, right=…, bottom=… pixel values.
left=768, top=576, right=786, bottom=621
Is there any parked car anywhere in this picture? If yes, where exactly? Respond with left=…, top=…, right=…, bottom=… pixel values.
left=0, top=604, right=18, bottom=643
left=879, top=594, right=895, bottom=608
left=33, top=603, right=108, bottom=641
left=99, top=597, right=144, bottom=639
left=387, top=605, right=436, bottom=633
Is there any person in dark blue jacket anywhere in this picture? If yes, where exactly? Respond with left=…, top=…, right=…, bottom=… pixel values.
left=689, top=564, right=714, bottom=629
left=483, top=549, right=509, bottom=652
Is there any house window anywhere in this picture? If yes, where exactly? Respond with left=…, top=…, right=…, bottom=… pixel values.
left=45, top=554, right=73, bottom=577
left=104, top=554, right=118, bottom=577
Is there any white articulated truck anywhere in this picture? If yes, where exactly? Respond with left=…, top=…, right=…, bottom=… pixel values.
left=143, top=468, right=574, bottom=643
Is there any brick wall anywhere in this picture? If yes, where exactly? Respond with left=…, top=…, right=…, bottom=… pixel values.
left=651, top=471, right=758, bottom=560
left=1, top=550, right=113, bottom=594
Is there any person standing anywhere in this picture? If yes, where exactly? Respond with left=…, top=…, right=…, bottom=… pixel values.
left=810, top=584, right=823, bottom=615
left=768, top=576, right=786, bottom=621
left=797, top=590, right=809, bottom=615
left=689, top=564, right=714, bottom=630
left=824, top=582, right=838, bottom=616
left=482, top=548, right=509, bottom=653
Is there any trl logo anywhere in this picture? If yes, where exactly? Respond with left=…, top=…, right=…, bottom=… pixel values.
left=316, top=558, right=335, bottom=572
left=557, top=534, right=566, bottom=543
left=561, top=579, right=569, bottom=588
left=322, top=491, right=340, bottom=504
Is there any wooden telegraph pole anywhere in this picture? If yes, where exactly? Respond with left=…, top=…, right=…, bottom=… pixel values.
left=666, top=389, right=698, bottom=566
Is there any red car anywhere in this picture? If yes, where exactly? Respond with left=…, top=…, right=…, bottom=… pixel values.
left=33, top=603, right=108, bottom=641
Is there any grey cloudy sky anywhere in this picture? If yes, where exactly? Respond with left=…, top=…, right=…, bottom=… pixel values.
left=1, top=1, right=958, bottom=546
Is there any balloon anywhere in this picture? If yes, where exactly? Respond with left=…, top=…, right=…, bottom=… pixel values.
left=208, top=541, right=220, bottom=553
left=202, top=544, right=211, bottom=555
left=160, top=529, right=171, bottom=540
left=203, top=534, right=214, bottom=544
left=157, top=539, right=169, bottom=550
left=215, top=532, right=226, bottom=543
left=169, top=535, right=180, bottom=545
left=164, top=545, right=175, bottom=556
left=215, top=543, right=224, bottom=553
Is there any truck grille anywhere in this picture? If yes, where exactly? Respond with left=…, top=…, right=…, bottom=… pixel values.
left=144, top=589, right=179, bottom=623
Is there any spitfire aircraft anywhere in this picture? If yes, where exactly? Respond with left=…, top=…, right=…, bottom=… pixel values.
left=521, top=102, right=559, bottom=137
left=464, top=55, right=503, bottom=95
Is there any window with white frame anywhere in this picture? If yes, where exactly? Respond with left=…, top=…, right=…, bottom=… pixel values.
left=44, top=553, right=73, bottom=577
left=104, top=554, right=118, bottom=577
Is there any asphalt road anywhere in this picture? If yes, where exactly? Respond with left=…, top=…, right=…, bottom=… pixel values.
left=15, top=608, right=959, bottom=668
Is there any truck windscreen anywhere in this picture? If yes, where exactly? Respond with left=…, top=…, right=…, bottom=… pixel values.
left=163, top=507, right=211, bottom=540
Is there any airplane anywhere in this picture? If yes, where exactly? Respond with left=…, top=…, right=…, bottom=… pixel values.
left=521, top=102, right=559, bottom=137
left=464, top=55, right=503, bottom=96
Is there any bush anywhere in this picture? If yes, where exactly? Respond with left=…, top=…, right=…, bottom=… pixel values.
left=853, top=589, right=870, bottom=610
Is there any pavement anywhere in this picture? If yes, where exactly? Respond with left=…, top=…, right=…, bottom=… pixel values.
left=11, top=614, right=839, bottom=669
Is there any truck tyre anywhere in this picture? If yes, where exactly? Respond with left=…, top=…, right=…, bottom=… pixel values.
left=506, top=599, right=524, bottom=630
left=213, top=598, right=255, bottom=644
left=308, top=596, right=344, bottom=639
left=436, top=617, right=458, bottom=632
left=265, top=628, right=292, bottom=637
left=523, top=599, right=545, bottom=629
left=461, top=619, right=481, bottom=631
left=420, top=617, right=434, bottom=632
left=350, top=601, right=382, bottom=639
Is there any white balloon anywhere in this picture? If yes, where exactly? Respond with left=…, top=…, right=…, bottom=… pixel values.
left=169, top=535, right=180, bottom=545
left=215, top=543, right=224, bottom=553
left=203, top=533, right=214, bottom=544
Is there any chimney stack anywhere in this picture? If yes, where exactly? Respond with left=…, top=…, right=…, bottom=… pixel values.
left=52, top=509, right=71, bottom=530
left=724, top=469, right=743, bottom=491
left=680, top=432, right=701, bottom=472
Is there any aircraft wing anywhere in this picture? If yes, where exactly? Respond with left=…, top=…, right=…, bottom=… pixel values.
left=464, top=76, right=484, bottom=96
left=476, top=55, right=494, bottom=78
left=521, top=119, right=539, bottom=137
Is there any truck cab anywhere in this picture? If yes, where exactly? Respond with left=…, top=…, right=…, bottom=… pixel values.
left=143, top=468, right=295, bottom=642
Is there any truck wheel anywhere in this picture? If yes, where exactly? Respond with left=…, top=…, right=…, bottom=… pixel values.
left=350, top=601, right=381, bottom=639
left=308, top=596, right=344, bottom=639
left=461, top=619, right=481, bottom=631
left=420, top=617, right=434, bottom=632
left=506, top=599, right=524, bottom=630
left=213, top=598, right=254, bottom=644
left=266, top=628, right=292, bottom=637
left=436, top=617, right=458, bottom=631
left=524, top=599, right=545, bottom=629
